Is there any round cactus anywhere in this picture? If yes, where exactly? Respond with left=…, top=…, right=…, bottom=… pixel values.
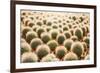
left=46, top=26, right=51, bottom=32
left=81, top=26, right=87, bottom=36
left=56, top=34, right=66, bottom=45
left=41, top=53, right=59, bottom=62
left=63, top=39, right=73, bottom=51
left=83, top=36, right=90, bottom=48
left=55, top=46, right=67, bottom=59
left=26, top=31, right=38, bottom=43
left=47, top=40, right=58, bottom=51
left=63, top=25, right=69, bottom=31
left=30, top=38, right=43, bottom=50
left=32, top=25, right=38, bottom=32
left=63, top=52, right=78, bottom=61
left=21, top=52, right=38, bottom=63
left=49, top=29, right=59, bottom=39
left=28, top=21, right=35, bottom=27
left=36, top=21, right=42, bottom=26
left=64, top=31, right=72, bottom=39
left=71, top=42, right=84, bottom=58
left=21, top=42, right=32, bottom=55
left=21, top=26, right=32, bottom=39
left=52, top=24, right=58, bottom=29
left=41, top=32, right=51, bottom=43
left=71, top=35, right=78, bottom=41
left=36, top=27, right=45, bottom=38
left=36, top=44, right=50, bottom=59
left=47, top=21, right=52, bottom=26
left=74, top=28, right=83, bottom=40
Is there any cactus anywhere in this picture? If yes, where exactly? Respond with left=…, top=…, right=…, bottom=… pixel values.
left=47, top=40, right=58, bottom=51
left=83, top=36, right=90, bottom=48
left=71, top=42, right=84, bottom=58
left=55, top=46, right=67, bottom=59
left=81, top=26, right=87, bottom=36
left=52, top=24, right=58, bottom=29
left=21, top=26, right=32, bottom=39
left=36, top=21, right=42, bottom=26
left=47, top=22, right=52, bottom=26
left=71, top=35, right=78, bottom=41
left=28, top=22, right=35, bottom=27
left=49, top=29, right=59, bottom=39
left=41, top=32, right=51, bottom=43
left=36, top=27, right=45, bottom=38
left=63, top=25, right=69, bottom=31
left=32, top=25, right=38, bottom=32
left=74, top=28, right=83, bottom=40
left=63, top=39, right=73, bottom=51
left=56, top=34, right=66, bottom=45
left=21, top=52, right=38, bottom=63
left=63, top=52, right=78, bottom=61
left=41, top=53, right=59, bottom=62
left=36, top=44, right=50, bottom=59
left=30, top=38, right=43, bottom=50
left=64, top=31, right=72, bottom=39
left=21, top=42, right=32, bottom=55
left=26, top=31, right=38, bottom=43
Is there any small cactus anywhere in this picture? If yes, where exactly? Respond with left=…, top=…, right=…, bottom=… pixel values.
left=47, top=22, right=52, bottom=26
left=56, top=34, right=66, bottom=45
left=63, top=39, right=73, bottom=51
left=30, top=38, right=43, bottom=50
left=63, top=52, right=78, bottom=61
left=64, top=31, right=72, bottom=39
left=36, top=27, right=45, bottom=38
left=49, top=29, right=59, bottom=39
left=26, top=31, right=38, bottom=43
left=36, top=44, right=50, bottom=59
left=21, top=52, right=38, bottom=63
left=81, top=26, right=87, bottom=36
left=41, top=32, right=51, bottom=43
left=74, top=28, right=83, bottom=40
left=83, top=36, right=90, bottom=48
left=41, top=53, right=59, bottom=62
left=47, top=40, right=58, bottom=51
left=21, top=26, right=32, bottom=39
left=36, top=21, right=42, bottom=26
left=63, top=25, right=69, bottom=31
left=21, top=42, right=32, bottom=55
left=55, top=46, right=67, bottom=59
left=32, top=25, right=38, bottom=32
left=71, top=42, right=84, bottom=58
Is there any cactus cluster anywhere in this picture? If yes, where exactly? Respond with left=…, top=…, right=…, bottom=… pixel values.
left=20, top=11, right=90, bottom=63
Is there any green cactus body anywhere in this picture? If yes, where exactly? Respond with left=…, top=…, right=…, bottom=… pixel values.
left=36, top=45, right=50, bottom=59
left=21, top=42, right=32, bottom=55
left=21, top=52, right=38, bottom=63
left=56, top=34, right=66, bottom=45
left=55, top=46, right=67, bottom=59
left=30, top=38, right=43, bottom=50
left=71, top=42, right=84, bottom=58
left=74, top=28, right=83, bottom=40
left=26, top=31, right=38, bottom=43
left=63, top=25, right=69, bottom=31
left=63, top=52, right=78, bottom=61
left=47, top=40, right=58, bottom=51
left=21, top=26, right=32, bottom=39
left=41, top=32, right=51, bottom=44
left=83, top=37, right=90, bottom=48
left=50, top=29, right=59, bottom=39
left=36, top=27, right=45, bottom=38
left=36, top=21, right=42, bottom=26
left=63, top=39, right=73, bottom=51
left=32, top=25, right=38, bottom=32
left=64, top=31, right=72, bottom=39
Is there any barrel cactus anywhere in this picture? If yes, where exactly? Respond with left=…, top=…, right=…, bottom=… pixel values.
left=41, top=53, right=59, bottom=62
left=36, top=21, right=42, bottom=26
left=49, top=29, right=59, bottom=39
left=30, top=38, right=43, bottom=51
left=26, top=31, right=38, bottom=43
left=36, top=45, right=50, bottom=59
left=47, top=40, right=58, bottom=51
left=21, top=26, right=32, bottom=39
left=71, top=35, right=78, bottom=41
left=21, top=42, right=32, bottom=55
left=63, top=25, right=69, bottom=31
left=74, top=27, right=83, bottom=40
left=64, top=31, right=72, bottom=39
left=56, top=34, right=66, bottom=45
left=63, top=39, right=73, bottom=51
left=83, top=36, right=90, bottom=48
left=71, top=42, right=84, bottom=58
left=63, top=52, right=78, bottom=61
left=21, top=52, right=38, bottom=63
left=36, top=27, right=45, bottom=38
left=55, top=46, right=67, bottom=59
left=28, top=21, right=35, bottom=27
